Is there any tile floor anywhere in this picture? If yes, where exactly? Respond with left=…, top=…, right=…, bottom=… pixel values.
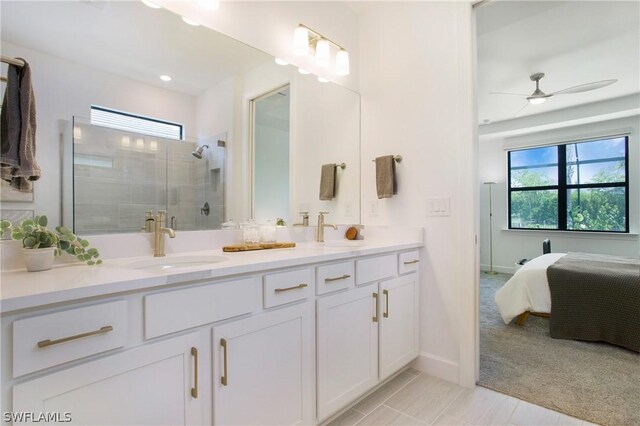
left=327, top=369, right=596, bottom=426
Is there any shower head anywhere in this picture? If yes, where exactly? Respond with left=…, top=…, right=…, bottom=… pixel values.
left=192, top=144, right=209, bottom=159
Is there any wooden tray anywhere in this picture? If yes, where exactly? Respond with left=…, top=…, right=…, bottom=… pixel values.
left=222, top=242, right=296, bottom=252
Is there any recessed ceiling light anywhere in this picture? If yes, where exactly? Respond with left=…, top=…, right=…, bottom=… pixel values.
left=199, top=0, right=219, bottom=11
left=160, top=75, right=172, bottom=82
left=317, top=76, right=329, bottom=83
left=141, top=0, right=161, bottom=9
left=182, top=16, right=200, bottom=26
left=298, top=68, right=310, bottom=75
left=275, top=58, right=288, bottom=66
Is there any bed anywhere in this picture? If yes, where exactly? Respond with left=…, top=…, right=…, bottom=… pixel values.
left=495, top=252, right=640, bottom=352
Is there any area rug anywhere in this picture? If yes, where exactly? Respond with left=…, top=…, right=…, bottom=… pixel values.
left=479, top=273, right=640, bottom=426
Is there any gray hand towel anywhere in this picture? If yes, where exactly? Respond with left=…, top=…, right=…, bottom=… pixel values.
left=1, top=58, right=40, bottom=192
left=375, top=155, right=397, bottom=199
left=319, top=163, right=336, bottom=200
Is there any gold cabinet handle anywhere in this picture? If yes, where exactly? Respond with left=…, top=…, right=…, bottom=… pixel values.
left=403, top=260, right=419, bottom=265
left=325, top=274, right=351, bottom=283
left=220, top=338, right=228, bottom=386
left=383, top=289, right=389, bottom=318
left=191, top=347, right=199, bottom=398
left=37, top=326, right=113, bottom=348
left=372, top=293, right=379, bottom=323
left=274, top=283, right=308, bottom=293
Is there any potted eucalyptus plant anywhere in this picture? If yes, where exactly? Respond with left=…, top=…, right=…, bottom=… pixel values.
left=0, top=216, right=101, bottom=272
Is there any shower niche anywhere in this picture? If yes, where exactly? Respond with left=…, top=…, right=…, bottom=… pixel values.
left=68, top=118, right=225, bottom=235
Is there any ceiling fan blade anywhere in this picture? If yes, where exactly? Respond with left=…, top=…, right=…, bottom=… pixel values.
left=490, top=91, right=529, bottom=97
left=551, top=79, right=617, bottom=96
left=515, top=102, right=530, bottom=118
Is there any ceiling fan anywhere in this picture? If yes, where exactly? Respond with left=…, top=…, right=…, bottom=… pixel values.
left=491, top=73, right=617, bottom=117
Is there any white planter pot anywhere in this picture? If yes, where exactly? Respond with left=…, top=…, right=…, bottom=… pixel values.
left=22, top=247, right=56, bottom=272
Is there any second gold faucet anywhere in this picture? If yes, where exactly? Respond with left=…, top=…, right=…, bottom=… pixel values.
left=154, top=210, right=176, bottom=257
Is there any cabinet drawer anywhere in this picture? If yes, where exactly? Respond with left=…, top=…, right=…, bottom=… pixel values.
left=13, top=300, right=127, bottom=378
left=398, top=250, right=420, bottom=275
left=145, top=277, right=259, bottom=339
left=264, top=268, right=313, bottom=308
left=356, top=254, right=397, bottom=285
left=316, top=261, right=354, bottom=295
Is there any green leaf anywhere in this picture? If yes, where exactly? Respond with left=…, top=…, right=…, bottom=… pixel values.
left=80, top=239, right=89, bottom=248
left=88, top=248, right=98, bottom=256
left=96, top=259, right=103, bottom=265
left=57, top=226, right=72, bottom=235
left=87, top=260, right=95, bottom=266
left=59, top=241, right=70, bottom=250
left=23, top=236, right=37, bottom=248
left=38, top=216, right=48, bottom=227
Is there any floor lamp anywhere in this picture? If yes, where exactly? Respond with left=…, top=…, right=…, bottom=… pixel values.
left=484, top=181, right=498, bottom=275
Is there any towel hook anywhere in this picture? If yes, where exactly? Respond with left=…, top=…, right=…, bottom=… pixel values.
left=335, top=163, right=346, bottom=169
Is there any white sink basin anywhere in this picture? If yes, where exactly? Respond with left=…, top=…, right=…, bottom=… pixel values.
left=322, top=240, right=366, bottom=248
left=125, top=255, right=228, bottom=271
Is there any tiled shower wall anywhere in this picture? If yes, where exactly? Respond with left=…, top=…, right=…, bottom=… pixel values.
left=73, top=122, right=224, bottom=234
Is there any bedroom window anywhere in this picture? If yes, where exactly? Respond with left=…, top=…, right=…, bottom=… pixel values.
left=508, top=136, right=629, bottom=232
left=90, top=106, right=184, bottom=140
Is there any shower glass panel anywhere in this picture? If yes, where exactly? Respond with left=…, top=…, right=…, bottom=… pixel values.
left=72, top=117, right=225, bottom=234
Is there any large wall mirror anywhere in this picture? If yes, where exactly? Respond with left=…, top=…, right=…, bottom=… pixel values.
left=0, top=1, right=360, bottom=235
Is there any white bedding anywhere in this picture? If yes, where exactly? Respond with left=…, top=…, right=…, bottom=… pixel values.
left=494, top=253, right=566, bottom=324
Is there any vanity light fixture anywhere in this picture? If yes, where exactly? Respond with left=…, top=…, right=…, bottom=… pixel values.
left=199, top=0, right=220, bottom=11
left=73, top=126, right=82, bottom=140
left=136, top=138, right=144, bottom=149
left=141, top=0, right=162, bottom=9
left=293, top=24, right=350, bottom=76
left=159, top=74, right=172, bottom=82
left=182, top=16, right=200, bottom=26
left=275, top=58, right=289, bottom=66
left=298, top=68, right=311, bottom=75
left=121, top=136, right=131, bottom=147
left=317, top=76, right=329, bottom=83
left=149, top=141, right=158, bottom=151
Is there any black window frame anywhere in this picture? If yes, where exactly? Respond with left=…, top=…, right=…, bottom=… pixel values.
left=90, top=105, right=184, bottom=140
left=508, top=136, right=630, bottom=233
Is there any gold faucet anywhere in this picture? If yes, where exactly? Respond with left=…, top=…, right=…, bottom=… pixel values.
left=317, top=211, right=337, bottom=243
left=293, top=212, right=310, bottom=227
left=154, top=210, right=176, bottom=257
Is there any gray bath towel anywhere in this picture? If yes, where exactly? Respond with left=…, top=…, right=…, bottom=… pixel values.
left=319, top=163, right=336, bottom=200
left=1, top=59, right=40, bottom=192
left=375, top=155, right=397, bottom=199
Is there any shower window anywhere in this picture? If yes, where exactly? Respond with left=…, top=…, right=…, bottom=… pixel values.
left=90, top=106, right=184, bottom=140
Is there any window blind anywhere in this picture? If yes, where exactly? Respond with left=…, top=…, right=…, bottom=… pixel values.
left=90, top=106, right=183, bottom=140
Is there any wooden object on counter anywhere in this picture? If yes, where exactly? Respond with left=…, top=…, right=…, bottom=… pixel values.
left=345, top=227, right=358, bottom=240
left=222, top=242, right=296, bottom=252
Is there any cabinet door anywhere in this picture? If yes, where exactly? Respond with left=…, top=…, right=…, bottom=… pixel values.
left=317, top=284, right=379, bottom=421
left=13, top=332, right=206, bottom=425
left=213, top=303, right=314, bottom=426
left=379, top=273, right=419, bottom=380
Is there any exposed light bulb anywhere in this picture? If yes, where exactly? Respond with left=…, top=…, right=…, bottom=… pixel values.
left=141, top=0, right=161, bottom=9
left=121, top=136, right=131, bottom=147
left=73, top=126, right=82, bottom=140
left=293, top=25, right=309, bottom=56
left=317, top=76, right=329, bottom=83
left=528, top=97, right=546, bottom=105
left=315, top=39, right=330, bottom=67
left=274, top=58, right=288, bottom=66
left=160, top=74, right=172, bottom=82
left=199, top=0, right=219, bottom=11
left=182, top=16, right=200, bottom=26
left=298, top=68, right=310, bottom=75
left=335, top=49, right=350, bottom=76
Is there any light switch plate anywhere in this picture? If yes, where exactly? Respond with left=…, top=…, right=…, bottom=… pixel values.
left=368, top=200, right=379, bottom=217
left=425, top=197, right=450, bottom=217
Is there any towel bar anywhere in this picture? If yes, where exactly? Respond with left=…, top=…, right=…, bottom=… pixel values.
left=335, top=163, right=346, bottom=169
left=371, top=155, right=402, bottom=163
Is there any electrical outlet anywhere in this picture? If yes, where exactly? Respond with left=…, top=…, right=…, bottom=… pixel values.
left=368, top=200, right=379, bottom=217
left=344, top=201, right=353, bottom=217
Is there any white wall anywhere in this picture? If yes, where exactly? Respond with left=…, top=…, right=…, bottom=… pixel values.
left=0, top=42, right=198, bottom=228
left=159, top=1, right=360, bottom=92
left=479, top=115, right=640, bottom=273
left=358, top=2, right=477, bottom=385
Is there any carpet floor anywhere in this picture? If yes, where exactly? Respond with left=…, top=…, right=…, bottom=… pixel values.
left=479, top=273, right=640, bottom=426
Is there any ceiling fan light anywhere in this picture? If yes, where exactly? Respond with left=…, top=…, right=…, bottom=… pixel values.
left=293, top=25, right=309, bottom=56
left=528, top=97, right=546, bottom=105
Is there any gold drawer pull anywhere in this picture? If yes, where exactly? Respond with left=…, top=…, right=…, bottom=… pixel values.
left=220, top=338, right=228, bottom=386
left=372, top=292, right=379, bottom=323
left=403, top=260, right=419, bottom=265
left=191, top=347, right=199, bottom=398
left=37, top=325, right=113, bottom=349
left=383, top=289, right=389, bottom=318
left=325, top=274, right=351, bottom=283
left=274, top=283, right=308, bottom=293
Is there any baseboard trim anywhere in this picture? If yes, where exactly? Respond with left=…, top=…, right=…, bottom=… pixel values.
left=480, top=264, right=514, bottom=274
left=411, top=352, right=460, bottom=384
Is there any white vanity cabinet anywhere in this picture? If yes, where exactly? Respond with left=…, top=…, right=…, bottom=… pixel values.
left=212, top=303, right=314, bottom=425
left=12, top=331, right=206, bottom=425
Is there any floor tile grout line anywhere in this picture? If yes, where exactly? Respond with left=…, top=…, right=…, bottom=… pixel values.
left=504, top=400, right=522, bottom=426
left=381, top=403, right=429, bottom=425
left=357, top=371, right=423, bottom=417
left=429, top=385, right=466, bottom=425
left=351, top=407, right=367, bottom=416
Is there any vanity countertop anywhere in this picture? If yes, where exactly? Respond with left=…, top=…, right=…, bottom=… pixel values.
left=0, top=239, right=422, bottom=314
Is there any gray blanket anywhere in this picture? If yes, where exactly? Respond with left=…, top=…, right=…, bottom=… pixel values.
left=547, top=252, right=640, bottom=352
